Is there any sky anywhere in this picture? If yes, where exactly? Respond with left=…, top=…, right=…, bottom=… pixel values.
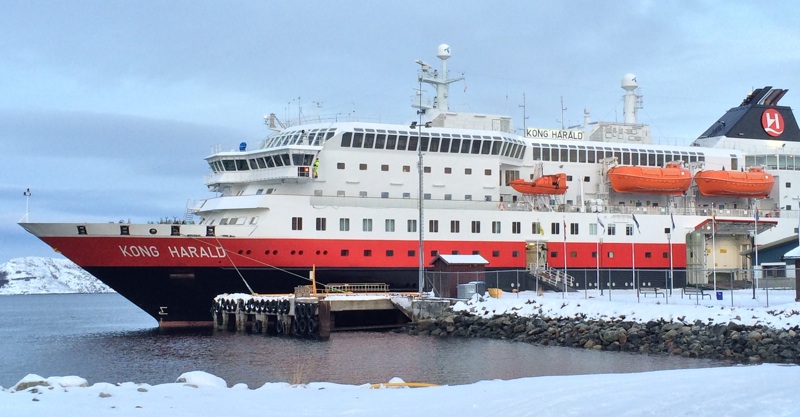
left=3, top=1, right=800, bottom=261
left=3, top=288, right=800, bottom=416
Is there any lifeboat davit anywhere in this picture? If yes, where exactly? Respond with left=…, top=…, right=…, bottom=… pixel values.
left=694, top=166, right=774, bottom=198
left=509, top=173, right=568, bottom=195
left=608, top=162, right=691, bottom=195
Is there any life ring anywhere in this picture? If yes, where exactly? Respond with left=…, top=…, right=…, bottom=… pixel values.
left=498, top=203, right=505, bottom=211
left=254, top=320, right=263, bottom=334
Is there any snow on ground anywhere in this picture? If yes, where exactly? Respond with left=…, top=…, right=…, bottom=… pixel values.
left=3, top=288, right=799, bottom=416
left=455, top=288, right=800, bottom=329
left=0, top=257, right=111, bottom=294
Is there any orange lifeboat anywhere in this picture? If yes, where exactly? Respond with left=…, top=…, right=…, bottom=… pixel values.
left=608, top=162, right=691, bottom=195
left=694, top=167, right=774, bottom=198
left=509, top=173, right=568, bottom=195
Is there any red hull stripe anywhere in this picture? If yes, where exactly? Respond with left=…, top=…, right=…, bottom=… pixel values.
left=42, top=236, right=686, bottom=269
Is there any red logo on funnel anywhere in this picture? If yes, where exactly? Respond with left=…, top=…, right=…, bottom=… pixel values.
left=762, top=109, right=784, bottom=137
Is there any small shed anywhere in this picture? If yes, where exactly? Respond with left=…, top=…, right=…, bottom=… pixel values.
left=784, top=246, right=800, bottom=301
left=430, top=254, right=489, bottom=298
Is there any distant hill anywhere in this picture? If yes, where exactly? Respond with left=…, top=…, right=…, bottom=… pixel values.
left=0, top=257, right=113, bottom=295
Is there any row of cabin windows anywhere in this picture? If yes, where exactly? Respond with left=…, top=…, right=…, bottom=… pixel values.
left=340, top=131, right=525, bottom=159
left=330, top=189, right=493, bottom=201
left=209, top=153, right=316, bottom=173
left=533, top=143, right=708, bottom=166
left=338, top=162, right=487, bottom=176
left=262, top=128, right=337, bottom=148
left=552, top=251, right=670, bottom=259
left=339, top=249, right=517, bottom=258
left=292, top=217, right=635, bottom=236
left=746, top=154, right=800, bottom=170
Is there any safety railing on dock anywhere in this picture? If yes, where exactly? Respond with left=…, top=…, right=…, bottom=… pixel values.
left=321, top=283, right=390, bottom=293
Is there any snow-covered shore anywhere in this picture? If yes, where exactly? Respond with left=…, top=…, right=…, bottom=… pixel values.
left=2, top=365, right=797, bottom=417
left=0, top=257, right=111, bottom=295
left=3, top=288, right=800, bottom=416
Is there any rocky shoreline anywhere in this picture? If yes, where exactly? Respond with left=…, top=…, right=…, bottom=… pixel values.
left=403, top=303, right=800, bottom=364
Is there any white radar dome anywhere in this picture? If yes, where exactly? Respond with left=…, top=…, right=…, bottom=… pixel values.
left=437, top=44, right=451, bottom=60
left=621, top=73, right=638, bottom=91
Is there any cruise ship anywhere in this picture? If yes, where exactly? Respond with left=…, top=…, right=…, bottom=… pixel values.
left=20, top=45, right=799, bottom=326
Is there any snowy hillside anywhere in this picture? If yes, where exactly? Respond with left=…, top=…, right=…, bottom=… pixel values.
left=0, top=257, right=113, bottom=295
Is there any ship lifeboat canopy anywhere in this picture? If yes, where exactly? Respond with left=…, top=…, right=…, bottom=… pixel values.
left=608, top=162, right=691, bottom=195
left=509, top=173, right=568, bottom=195
left=694, top=166, right=774, bottom=198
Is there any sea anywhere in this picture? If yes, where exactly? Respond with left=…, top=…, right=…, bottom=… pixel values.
left=0, top=293, right=728, bottom=388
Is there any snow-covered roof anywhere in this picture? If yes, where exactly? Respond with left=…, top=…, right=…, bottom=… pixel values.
left=430, top=254, right=489, bottom=265
left=784, top=246, right=800, bottom=259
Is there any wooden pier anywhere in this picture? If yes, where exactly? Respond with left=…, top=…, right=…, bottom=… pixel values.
left=211, top=284, right=416, bottom=340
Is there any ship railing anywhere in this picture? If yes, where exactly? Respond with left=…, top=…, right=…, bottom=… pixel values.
left=321, top=283, right=390, bottom=293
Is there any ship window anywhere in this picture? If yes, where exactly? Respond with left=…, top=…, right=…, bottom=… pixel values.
left=424, top=166, right=431, bottom=173
left=663, top=252, right=669, bottom=258
left=471, top=221, right=481, bottom=233
left=407, top=219, right=417, bottom=232
left=440, top=138, right=450, bottom=152
left=607, top=224, right=616, bottom=235
left=570, top=223, right=578, bottom=235
left=222, top=160, right=236, bottom=171
left=429, top=220, right=439, bottom=233
left=352, top=132, right=364, bottom=147
left=256, top=158, right=267, bottom=169
left=403, top=192, right=411, bottom=198
left=429, top=136, right=440, bottom=152
left=381, top=192, right=389, bottom=198
left=264, top=156, right=275, bottom=168
left=280, top=154, right=291, bottom=166
left=532, top=145, right=541, bottom=160
left=481, top=140, right=491, bottom=154
left=408, top=250, right=415, bottom=257
left=512, top=222, right=521, bottom=234
left=465, top=168, right=472, bottom=175
left=171, top=225, right=180, bottom=236
left=407, top=135, right=418, bottom=151
left=120, top=225, right=129, bottom=235
left=424, top=193, right=431, bottom=199
left=445, top=167, right=452, bottom=174
left=444, top=194, right=452, bottom=200
left=460, top=139, right=472, bottom=153
left=492, top=250, right=500, bottom=257
left=430, top=250, right=439, bottom=257
left=450, top=138, right=461, bottom=153
left=592, top=251, right=597, bottom=258
left=386, top=134, right=397, bottom=150
left=291, top=217, right=302, bottom=231
left=403, top=165, right=411, bottom=172
left=337, top=162, right=345, bottom=169
left=570, top=251, right=578, bottom=258
left=385, top=219, right=395, bottom=232
left=569, top=146, right=577, bottom=162
left=339, top=218, right=350, bottom=231
left=485, top=169, right=492, bottom=176
left=249, top=158, right=258, bottom=169
left=337, top=190, right=345, bottom=197
left=219, top=218, right=229, bottom=225
left=273, top=155, right=284, bottom=167
left=492, top=221, right=501, bottom=234
left=450, top=220, right=460, bottom=233
left=622, top=152, right=630, bottom=165
left=364, top=133, right=375, bottom=148
left=607, top=251, right=614, bottom=258
left=578, top=146, right=586, bottom=163
left=550, top=251, right=558, bottom=258
left=491, top=140, right=502, bottom=155
left=465, top=195, right=472, bottom=200
left=316, top=217, right=326, bottom=231
left=787, top=182, right=792, bottom=188
left=386, top=250, right=394, bottom=257
left=236, top=159, right=249, bottom=170
left=626, top=225, right=634, bottom=236
left=363, top=218, right=373, bottom=231
left=341, top=249, right=349, bottom=256
left=645, top=252, right=652, bottom=258
left=359, top=191, right=367, bottom=197
left=371, top=134, right=384, bottom=149
left=359, top=163, right=367, bottom=170
left=249, top=217, right=258, bottom=225
left=560, top=147, right=569, bottom=162
left=206, top=226, right=215, bottom=237
left=397, top=135, right=408, bottom=150
left=419, top=134, right=429, bottom=151
left=484, top=195, right=492, bottom=202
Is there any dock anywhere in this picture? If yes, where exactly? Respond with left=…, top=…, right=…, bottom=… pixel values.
left=211, top=284, right=422, bottom=340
